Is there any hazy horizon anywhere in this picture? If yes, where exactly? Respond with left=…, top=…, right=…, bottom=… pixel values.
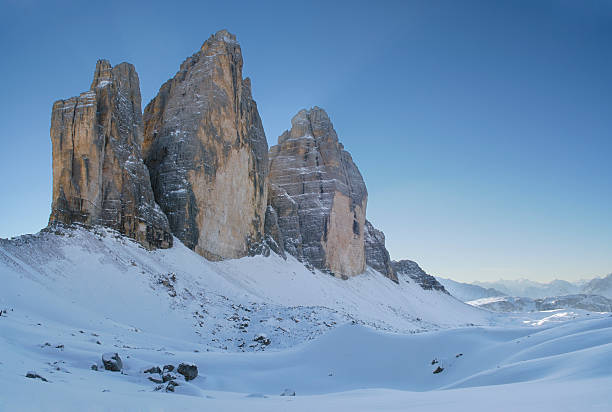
left=1, top=0, right=611, bottom=283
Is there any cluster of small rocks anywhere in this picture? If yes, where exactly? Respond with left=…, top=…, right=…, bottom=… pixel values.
left=156, top=273, right=177, bottom=297
left=253, top=333, right=271, bottom=346
left=144, top=363, right=198, bottom=392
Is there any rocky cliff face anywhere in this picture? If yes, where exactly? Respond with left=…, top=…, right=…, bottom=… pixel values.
left=143, top=30, right=268, bottom=261
left=392, top=260, right=448, bottom=293
left=268, top=107, right=367, bottom=278
left=364, top=220, right=398, bottom=283
left=49, top=60, right=172, bottom=249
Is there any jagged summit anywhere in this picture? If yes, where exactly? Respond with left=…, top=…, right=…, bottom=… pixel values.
left=267, top=107, right=367, bottom=277
left=279, top=107, right=336, bottom=143
left=47, top=33, right=432, bottom=290
left=90, top=59, right=112, bottom=89
left=143, top=30, right=268, bottom=261
left=202, top=29, right=238, bottom=47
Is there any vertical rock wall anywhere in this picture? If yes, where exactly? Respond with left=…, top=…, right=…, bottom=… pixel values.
left=268, top=107, right=367, bottom=277
left=364, top=220, right=398, bottom=283
left=49, top=60, right=172, bottom=249
left=143, top=30, right=268, bottom=260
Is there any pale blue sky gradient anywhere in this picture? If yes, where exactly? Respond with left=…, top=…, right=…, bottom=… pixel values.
left=0, top=0, right=610, bottom=282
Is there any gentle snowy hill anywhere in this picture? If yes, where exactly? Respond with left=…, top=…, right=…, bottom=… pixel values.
left=437, top=277, right=506, bottom=302
left=1, top=226, right=611, bottom=411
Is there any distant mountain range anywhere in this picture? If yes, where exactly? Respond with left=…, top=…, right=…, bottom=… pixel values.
left=582, top=274, right=612, bottom=299
left=467, top=294, right=612, bottom=313
left=472, top=276, right=612, bottom=300
left=436, top=277, right=506, bottom=302
left=471, top=279, right=581, bottom=299
left=436, top=274, right=612, bottom=313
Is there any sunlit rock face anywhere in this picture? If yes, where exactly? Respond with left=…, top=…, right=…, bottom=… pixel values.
left=49, top=60, right=172, bottom=249
left=143, top=30, right=268, bottom=261
left=268, top=107, right=367, bottom=278
left=364, top=220, right=398, bottom=283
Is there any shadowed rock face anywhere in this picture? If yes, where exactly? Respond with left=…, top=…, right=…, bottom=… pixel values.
left=143, top=30, right=268, bottom=261
left=364, top=220, right=398, bottom=283
left=268, top=107, right=367, bottom=278
left=392, top=260, right=448, bottom=293
left=49, top=60, right=172, bottom=249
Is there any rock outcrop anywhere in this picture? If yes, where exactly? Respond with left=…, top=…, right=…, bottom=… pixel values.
left=49, top=60, right=172, bottom=249
left=392, top=260, right=448, bottom=293
left=263, top=203, right=286, bottom=259
left=364, top=220, right=398, bottom=283
left=268, top=107, right=367, bottom=278
left=143, top=30, right=268, bottom=261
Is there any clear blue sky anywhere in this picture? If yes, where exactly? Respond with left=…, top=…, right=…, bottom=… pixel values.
left=1, top=0, right=611, bottom=282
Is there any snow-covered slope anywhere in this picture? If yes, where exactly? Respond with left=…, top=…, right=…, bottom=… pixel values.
left=437, top=277, right=505, bottom=302
left=0, top=226, right=488, bottom=351
left=1, top=226, right=611, bottom=411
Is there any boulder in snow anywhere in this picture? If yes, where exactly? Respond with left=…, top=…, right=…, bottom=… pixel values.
left=102, top=352, right=122, bottom=372
left=177, top=363, right=198, bottom=381
left=25, top=371, right=48, bottom=382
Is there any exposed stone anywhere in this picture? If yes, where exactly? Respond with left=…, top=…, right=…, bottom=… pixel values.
left=26, top=371, right=48, bottom=382
left=263, top=203, right=286, bottom=259
left=253, top=333, right=271, bottom=345
left=162, top=373, right=176, bottom=383
left=267, top=184, right=302, bottom=259
left=177, top=363, right=198, bottom=381
left=391, top=260, right=448, bottom=293
left=143, top=30, right=268, bottom=261
left=268, top=107, right=367, bottom=278
left=49, top=60, right=172, bottom=250
left=165, top=380, right=179, bottom=392
left=148, top=376, right=163, bottom=384
left=364, top=220, right=397, bottom=283
left=102, top=352, right=122, bottom=372
left=144, top=366, right=161, bottom=374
